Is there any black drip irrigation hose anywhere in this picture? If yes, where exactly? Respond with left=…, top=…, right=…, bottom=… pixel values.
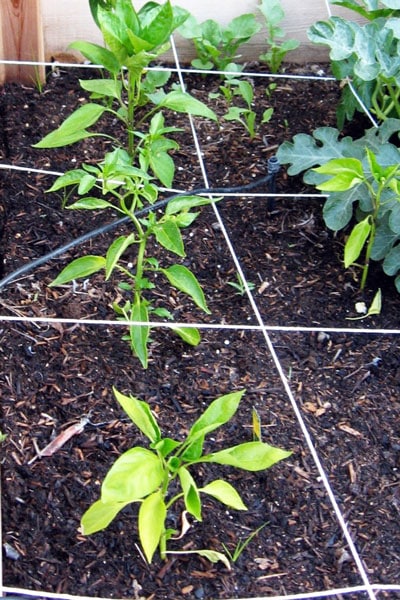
left=0, top=156, right=280, bottom=291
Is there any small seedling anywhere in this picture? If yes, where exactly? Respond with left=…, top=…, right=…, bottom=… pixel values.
left=81, top=388, right=291, bottom=565
left=227, top=272, right=256, bottom=295
left=222, top=79, right=273, bottom=140
left=178, top=13, right=261, bottom=72
left=222, top=522, right=268, bottom=562
left=258, top=0, right=299, bottom=73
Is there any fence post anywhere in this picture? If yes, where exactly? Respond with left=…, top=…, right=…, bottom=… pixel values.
left=0, top=0, right=45, bottom=84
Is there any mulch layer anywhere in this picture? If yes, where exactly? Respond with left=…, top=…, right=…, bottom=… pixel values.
left=0, top=63, right=399, bottom=600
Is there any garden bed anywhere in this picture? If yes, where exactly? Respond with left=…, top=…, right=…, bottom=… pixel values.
left=0, top=64, right=399, bottom=600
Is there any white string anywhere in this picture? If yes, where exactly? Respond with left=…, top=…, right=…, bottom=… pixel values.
left=3, top=584, right=399, bottom=600
left=1, top=314, right=400, bottom=336
left=0, top=58, right=337, bottom=82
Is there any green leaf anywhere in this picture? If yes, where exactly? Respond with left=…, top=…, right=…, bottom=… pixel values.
left=113, top=387, right=161, bottom=443
left=383, top=242, right=400, bottom=275
left=47, top=169, right=89, bottom=193
left=81, top=499, right=130, bottom=535
left=70, top=40, right=121, bottom=74
left=166, top=549, right=231, bottom=570
left=105, top=233, right=136, bottom=279
left=166, top=195, right=215, bottom=215
left=67, top=197, right=115, bottom=210
left=154, top=220, right=184, bottom=257
left=170, top=326, right=201, bottom=346
left=129, top=296, right=150, bottom=368
left=49, top=255, right=106, bottom=286
left=178, top=466, right=202, bottom=520
left=313, top=158, right=364, bottom=191
left=200, top=480, right=247, bottom=510
left=346, top=288, right=382, bottom=320
left=344, top=217, right=372, bottom=267
left=188, top=391, right=245, bottom=444
left=159, top=90, right=217, bottom=121
left=33, top=103, right=106, bottom=148
left=102, top=447, right=164, bottom=503
left=138, top=490, right=166, bottom=564
left=204, top=441, right=292, bottom=471
left=151, top=437, right=181, bottom=458
left=161, top=265, right=210, bottom=313
left=149, top=147, right=175, bottom=188
left=79, top=78, right=123, bottom=100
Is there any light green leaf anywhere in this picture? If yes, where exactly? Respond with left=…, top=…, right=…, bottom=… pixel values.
left=49, top=255, right=106, bottom=286
left=159, top=90, right=217, bottom=121
left=200, top=479, right=247, bottom=510
left=139, top=490, right=166, bottom=564
left=113, top=387, right=161, bottom=443
left=346, top=288, right=382, bottom=320
left=105, top=233, right=135, bottom=279
left=178, top=466, right=202, bottom=520
left=47, top=169, right=89, bottom=192
left=81, top=499, right=130, bottom=535
left=34, top=103, right=106, bottom=148
left=69, top=40, right=121, bottom=74
left=79, top=78, right=123, bottom=100
left=161, top=265, right=210, bottom=313
left=67, top=197, right=115, bottom=210
left=166, top=549, right=231, bottom=570
left=102, top=447, right=164, bottom=503
left=149, top=149, right=175, bottom=188
left=166, top=195, right=215, bottom=215
left=314, top=158, right=364, bottom=191
left=129, top=297, right=150, bottom=368
left=344, top=217, right=372, bottom=267
left=170, top=326, right=201, bottom=346
left=204, top=441, right=292, bottom=471
left=154, top=220, right=184, bottom=256
left=188, top=391, right=245, bottom=444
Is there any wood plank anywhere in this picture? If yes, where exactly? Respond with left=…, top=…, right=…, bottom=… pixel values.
left=0, top=0, right=45, bottom=84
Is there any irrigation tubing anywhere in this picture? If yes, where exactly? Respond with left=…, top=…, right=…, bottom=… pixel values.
left=0, top=156, right=280, bottom=291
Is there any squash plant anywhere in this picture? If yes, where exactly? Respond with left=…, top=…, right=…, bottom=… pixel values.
left=81, top=388, right=292, bottom=565
left=308, top=1, right=400, bottom=127
left=277, top=119, right=400, bottom=292
left=34, top=0, right=218, bottom=367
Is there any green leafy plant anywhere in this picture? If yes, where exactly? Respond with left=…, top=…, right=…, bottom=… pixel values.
left=227, top=272, right=256, bottom=295
left=258, top=0, right=299, bottom=74
left=178, top=13, right=261, bottom=72
left=34, top=0, right=218, bottom=367
left=308, top=3, right=400, bottom=127
left=222, top=78, right=273, bottom=139
left=222, top=522, right=268, bottom=562
left=330, top=0, right=400, bottom=21
left=277, top=119, right=400, bottom=291
left=81, top=387, right=292, bottom=565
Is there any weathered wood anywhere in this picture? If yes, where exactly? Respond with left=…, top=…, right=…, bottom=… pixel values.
left=0, top=0, right=45, bottom=84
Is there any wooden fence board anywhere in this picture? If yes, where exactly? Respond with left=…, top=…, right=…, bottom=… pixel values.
left=0, top=0, right=44, bottom=84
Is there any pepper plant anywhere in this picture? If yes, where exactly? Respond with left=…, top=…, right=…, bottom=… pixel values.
left=34, top=0, right=218, bottom=367
left=277, top=119, right=400, bottom=291
left=308, top=1, right=400, bottom=127
left=81, top=387, right=292, bottom=565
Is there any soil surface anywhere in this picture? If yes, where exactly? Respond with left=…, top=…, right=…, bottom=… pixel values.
left=0, top=63, right=399, bottom=600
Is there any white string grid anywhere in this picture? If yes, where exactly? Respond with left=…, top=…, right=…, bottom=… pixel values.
left=1, top=12, right=399, bottom=600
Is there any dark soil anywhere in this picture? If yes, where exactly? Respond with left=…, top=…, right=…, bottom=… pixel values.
left=0, top=64, right=399, bottom=600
